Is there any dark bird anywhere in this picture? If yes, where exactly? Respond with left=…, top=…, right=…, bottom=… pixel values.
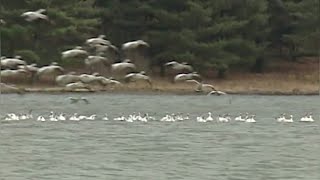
left=68, top=97, right=90, bottom=104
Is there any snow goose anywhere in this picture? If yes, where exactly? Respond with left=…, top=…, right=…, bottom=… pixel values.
left=37, top=116, right=46, bottom=121
left=124, top=71, right=152, bottom=87
left=21, top=9, right=49, bottom=22
left=206, top=112, right=214, bottom=121
left=245, top=115, right=256, bottom=123
left=186, top=79, right=216, bottom=92
left=174, top=72, right=202, bottom=83
left=300, top=113, right=314, bottom=122
left=165, top=61, right=193, bottom=74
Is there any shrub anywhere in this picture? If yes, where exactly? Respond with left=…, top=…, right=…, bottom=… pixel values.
left=14, top=49, right=40, bottom=64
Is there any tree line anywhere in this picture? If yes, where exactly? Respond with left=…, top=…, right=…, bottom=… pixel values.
left=0, top=0, right=319, bottom=77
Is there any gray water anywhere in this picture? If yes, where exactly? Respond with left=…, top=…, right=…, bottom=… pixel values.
left=0, top=93, right=319, bottom=180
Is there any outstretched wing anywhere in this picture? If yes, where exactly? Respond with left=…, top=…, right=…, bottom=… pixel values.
left=81, top=97, right=90, bottom=104
left=202, top=84, right=216, bottom=91
left=69, top=97, right=78, bottom=103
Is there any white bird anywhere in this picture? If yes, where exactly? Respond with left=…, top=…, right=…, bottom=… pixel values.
left=55, top=72, right=81, bottom=86
left=21, top=9, right=49, bottom=22
left=124, top=71, right=152, bottom=87
left=165, top=61, right=193, bottom=74
left=1, top=56, right=27, bottom=69
left=300, top=113, right=314, bottom=122
left=137, top=114, right=148, bottom=122
left=122, top=40, right=149, bottom=50
left=49, top=111, right=58, bottom=121
left=97, top=77, right=122, bottom=87
left=1, top=69, right=31, bottom=83
left=37, top=116, right=46, bottom=121
left=111, top=59, right=136, bottom=74
left=160, top=114, right=175, bottom=122
left=174, top=72, right=202, bottom=83
left=78, top=73, right=101, bottom=84
left=93, top=44, right=119, bottom=56
left=234, top=113, right=246, bottom=121
left=144, top=113, right=156, bottom=121
left=207, top=90, right=227, bottom=96
left=4, top=113, right=20, bottom=121
left=85, top=55, right=111, bottom=73
left=19, top=114, right=28, bottom=120
left=85, top=35, right=111, bottom=47
left=276, top=113, right=286, bottom=122
left=217, top=114, right=230, bottom=122
left=61, top=46, right=88, bottom=60
left=65, top=82, right=92, bottom=91
left=69, top=113, right=80, bottom=121
left=245, top=115, right=256, bottom=123
left=19, top=110, right=33, bottom=120
left=103, top=114, right=109, bottom=120
left=36, top=62, right=64, bottom=82
left=0, top=19, right=5, bottom=25
left=174, top=113, right=185, bottom=121
left=57, top=113, right=66, bottom=121
left=197, top=116, right=207, bottom=122
left=85, top=115, right=96, bottom=120
left=206, top=112, right=214, bottom=121
left=186, top=79, right=216, bottom=92
left=283, top=115, right=294, bottom=123
left=114, top=115, right=126, bottom=121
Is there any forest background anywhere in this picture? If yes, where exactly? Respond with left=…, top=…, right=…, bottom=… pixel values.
left=0, top=0, right=319, bottom=80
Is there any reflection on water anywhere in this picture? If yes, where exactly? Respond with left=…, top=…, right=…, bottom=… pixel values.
left=0, top=94, right=319, bottom=179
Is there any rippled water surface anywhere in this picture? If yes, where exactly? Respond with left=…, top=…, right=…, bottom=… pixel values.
left=0, top=93, right=319, bottom=180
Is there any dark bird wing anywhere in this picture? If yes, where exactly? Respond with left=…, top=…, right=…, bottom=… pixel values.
left=81, top=97, right=90, bottom=104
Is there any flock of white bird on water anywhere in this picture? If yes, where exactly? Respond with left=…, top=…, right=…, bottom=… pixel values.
left=2, top=111, right=315, bottom=123
left=1, top=9, right=226, bottom=95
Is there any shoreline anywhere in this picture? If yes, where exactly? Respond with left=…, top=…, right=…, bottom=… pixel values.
left=1, top=86, right=319, bottom=96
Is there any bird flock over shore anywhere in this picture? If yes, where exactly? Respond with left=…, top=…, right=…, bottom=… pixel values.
left=2, top=111, right=315, bottom=123
left=0, top=9, right=226, bottom=95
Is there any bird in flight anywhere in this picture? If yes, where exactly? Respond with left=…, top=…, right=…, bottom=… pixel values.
left=68, top=97, right=90, bottom=104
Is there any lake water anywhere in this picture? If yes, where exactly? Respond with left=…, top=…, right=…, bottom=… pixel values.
left=0, top=93, right=319, bottom=180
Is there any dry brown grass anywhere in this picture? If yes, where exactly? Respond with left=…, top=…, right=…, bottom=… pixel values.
left=6, top=58, right=319, bottom=95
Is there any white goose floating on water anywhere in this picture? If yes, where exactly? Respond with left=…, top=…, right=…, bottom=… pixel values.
left=276, top=113, right=286, bottom=122
left=245, top=115, right=256, bottom=123
left=57, top=114, right=66, bottom=121
left=217, top=114, right=230, bottom=122
left=174, top=114, right=185, bottom=121
left=103, top=114, right=109, bottom=120
left=197, top=116, right=207, bottom=122
left=4, top=113, right=20, bottom=121
left=49, top=112, right=58, bottom=121
left=206, top=112, right=214, bottom=121
left=76, top=114, right=97, bottom=121
left=300, top=113, right=314, bottom=122
left=114, top=115, right=126, bottom=121
left=283, top=115, right=294, bottom=123
left=37, top=116, right=46, bottom=122
left=160, top=114, right=175, bottom=122
left=69, top=113, right=80, bottom=121
left=234, top=113, right=246, bottom=121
